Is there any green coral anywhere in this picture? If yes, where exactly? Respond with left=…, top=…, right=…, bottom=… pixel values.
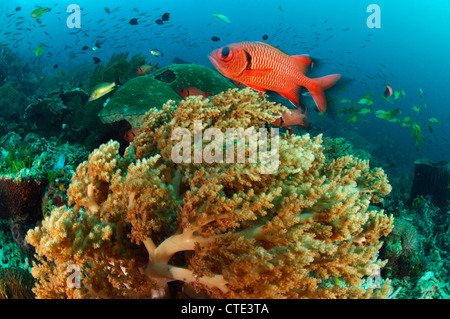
left=0, top=145, right=36, bottom=175
left=98, top=63, right=235, bottom=127
left=98, top=76, right=183, bottom=127
left=148, top=63, right=234, bottom=95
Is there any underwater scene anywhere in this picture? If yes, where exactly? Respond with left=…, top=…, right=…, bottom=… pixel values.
left=0, top=0, right=448, bottom=301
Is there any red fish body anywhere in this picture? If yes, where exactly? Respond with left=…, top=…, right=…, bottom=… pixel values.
left=272, top=107, right=310, bottom=130
left=209, top=41, right=341, bottom=112
left=178, top=87, right=212, bottom=100
left=135, top=63, right=159, bottom=74
left=384, top=84, right=393, bottom=98
left=124, top=127, right=140, bottom=142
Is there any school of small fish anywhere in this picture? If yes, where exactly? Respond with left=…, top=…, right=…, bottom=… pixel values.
left=0, top=4, right=443, bottom=149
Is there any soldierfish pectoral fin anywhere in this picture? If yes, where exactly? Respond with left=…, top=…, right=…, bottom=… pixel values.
left=308, top=74, right=341, bottom=113
left=244, top=68, right=272, bottom=77
left=246, top=83, right=267, bottom=93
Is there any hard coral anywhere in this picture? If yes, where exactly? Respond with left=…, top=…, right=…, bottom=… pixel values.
left=27, top=88, right=394, bottom=299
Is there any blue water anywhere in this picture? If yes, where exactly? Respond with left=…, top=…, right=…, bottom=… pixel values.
left=1, top=0, right=449, bottom=173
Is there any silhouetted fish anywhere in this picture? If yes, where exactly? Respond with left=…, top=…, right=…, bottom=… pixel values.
left=162, top=12, right=170, bottom=21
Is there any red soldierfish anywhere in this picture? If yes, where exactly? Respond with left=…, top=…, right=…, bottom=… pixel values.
left=178, top=87, right=212, bottom=100
left=209, top=41, right=341, bottom=113
left=271, top=108, right=310, bottom=130
left=135, top=63, right=159, bottom=74
left=124, top=127, right=140, bottom=142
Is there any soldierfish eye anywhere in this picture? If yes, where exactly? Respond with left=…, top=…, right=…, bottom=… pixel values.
left=220, top=46, right=232, bottom=60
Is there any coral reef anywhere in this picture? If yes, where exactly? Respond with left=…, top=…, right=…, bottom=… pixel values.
left=98, top=76, right=183, bottom=128
left=0, top=176, right=46, bottom=225
left=149, top=63, right=234, bottom=94
left=0, top=81, right=28, bottom=121
left=0, top=267, right=34, bottom=299
left=0, top=220, right=30, bottom=270
left=98, top=64, right=235, bottom=127
left=0, top=134, right=89, bottom=260
left=88, top=52, right=146, bottom=92
left=409, top=159, right=450, bottom=209
left=381, top=218, right=421, bottom=278
left=0, top=44, right=41, bottom=96
left=27, top=88, right=393, bottom=299
left=23, top=87, right=114, bottom=150
left=380, top=192, right=450, bottom=298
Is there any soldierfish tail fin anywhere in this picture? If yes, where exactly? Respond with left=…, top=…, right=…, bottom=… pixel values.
left=308, top=74, right=341, bottom=113
left=154, top=63, right=159, bottom=69
left=115, top=77, right=122, bottom=86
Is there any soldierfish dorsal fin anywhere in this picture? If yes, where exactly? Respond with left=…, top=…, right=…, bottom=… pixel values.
left=291, top=55, right=313, bottom=74
left=256, top=42, right=282, bottom=51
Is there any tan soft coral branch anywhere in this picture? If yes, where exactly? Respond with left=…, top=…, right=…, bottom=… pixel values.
left=142, top=231, right=229, bottom=294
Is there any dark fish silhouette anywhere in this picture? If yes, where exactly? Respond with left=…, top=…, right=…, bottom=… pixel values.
left=162, top=12, right=170, bottom=21
left=129, top=18, right=138, bottom=25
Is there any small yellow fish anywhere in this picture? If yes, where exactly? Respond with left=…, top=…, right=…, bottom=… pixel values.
left=213, top=13, right=231, bottom=23
left=33, top=46, right=44, bottom=56
left=357, top=98, right=373, bottom=105
left=402, top=116, right=414, bottom=122
left=88, top=78, right=122, bottom=102
left=347, top=114, right=359, bottom=123
left=401, top=122, right=411, bottom=129
left=428, top=118, right=442, bottom=124
left=358, top=107, right=371, bottom=115
left=31, top=7, right=51, bottom=18
left=393, top=90, right=405, bottom=100
left=375, top=110, right=390, bottom=120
